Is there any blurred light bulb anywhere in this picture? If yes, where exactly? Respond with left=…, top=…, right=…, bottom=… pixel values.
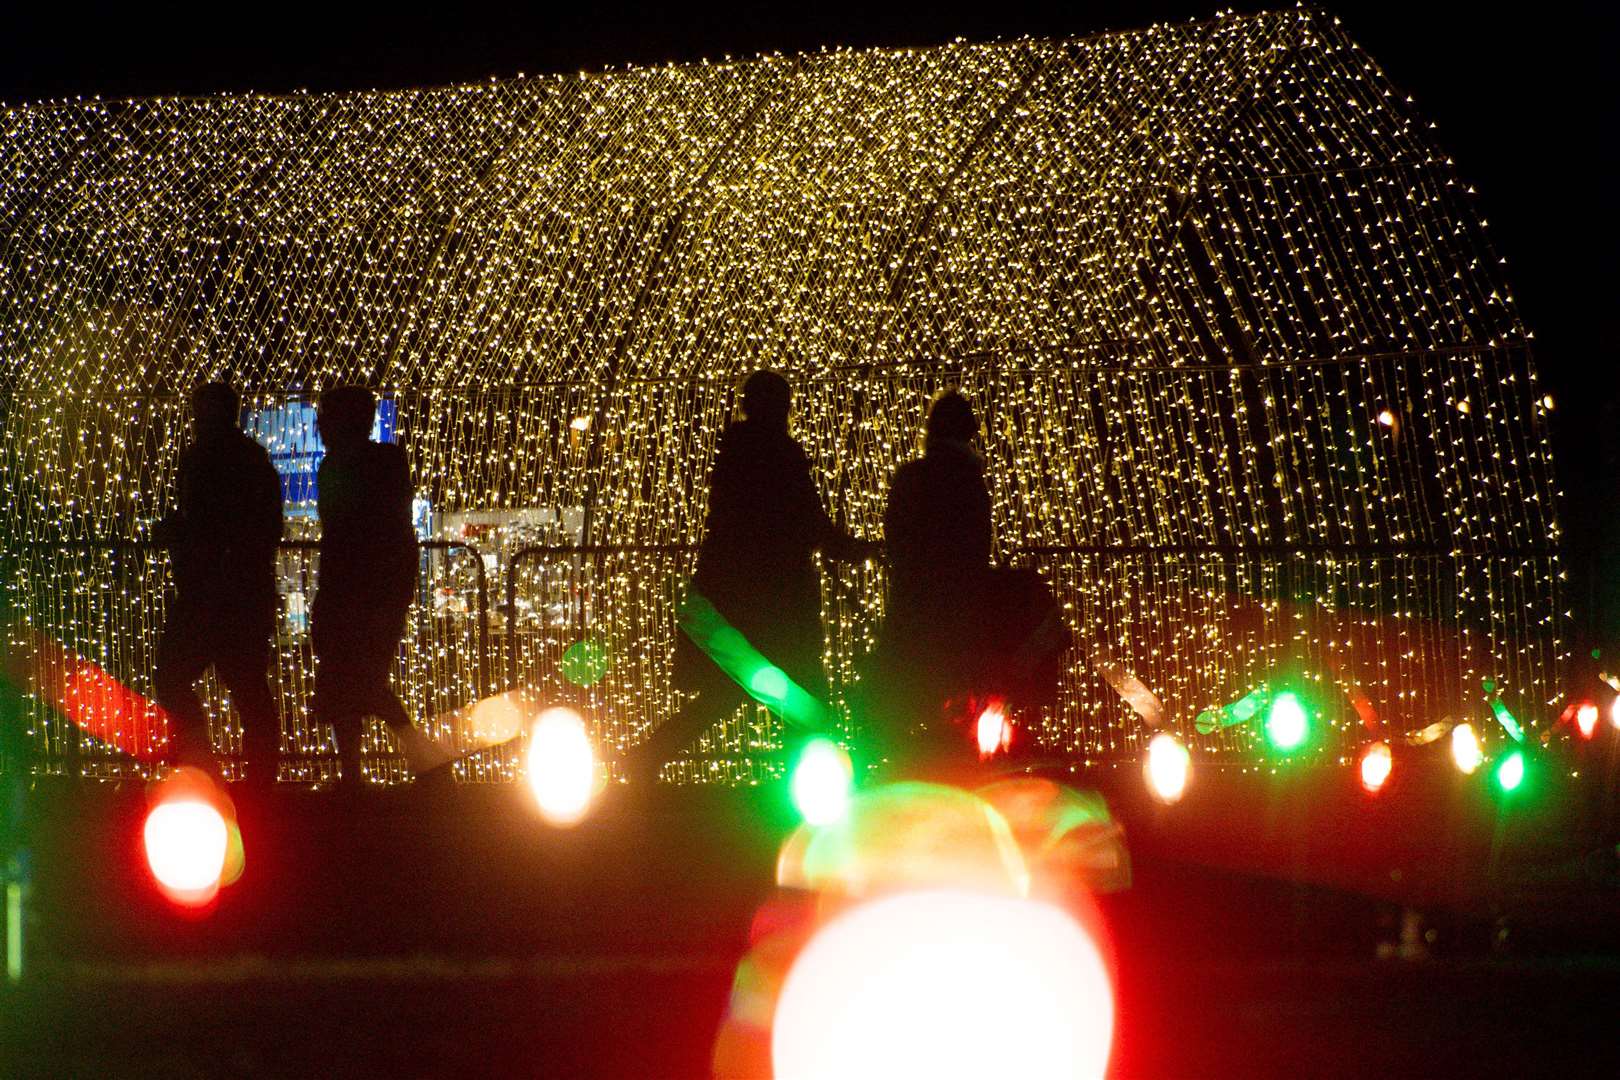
left=1359, top=741, right=1393, bottom=794
left=1143, top=732, right=1190, bottom=804
left=976, top=704, right=1011, bottom=759
left=773, top=890, right=1113, bottom=1079
left=1451, top=722, right=1484, bottom=775
left=791, top=738, right=854, bottom=827
left=1495, top=749, right=1525, bottom=793
left=143, top=799, right=228, bottom=905
left=1265, top=692, right=1308, bottom=751
left=525, top=706, right=596, bottom=827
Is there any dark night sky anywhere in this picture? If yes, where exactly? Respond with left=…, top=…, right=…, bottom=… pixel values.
left=2, top=1, right=1615, bottom=639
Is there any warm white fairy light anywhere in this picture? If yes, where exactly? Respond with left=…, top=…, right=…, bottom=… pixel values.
left=0, top=9, right=1561, bottom=784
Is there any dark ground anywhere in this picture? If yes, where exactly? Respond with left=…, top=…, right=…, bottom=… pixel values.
left=3, top=760, right=1619, bottom=1078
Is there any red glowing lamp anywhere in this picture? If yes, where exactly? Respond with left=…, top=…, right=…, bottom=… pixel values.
left=1359, top=741, right=1393, bottom=794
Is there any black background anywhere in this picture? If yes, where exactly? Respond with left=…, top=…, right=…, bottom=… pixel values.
left=2, top=1, right=1613, bottom=649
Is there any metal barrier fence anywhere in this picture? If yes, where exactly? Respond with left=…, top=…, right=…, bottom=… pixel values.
left=2, top=539, right=1560, bottom=783
left=498, top=543, right=1561, bottom=780
left=3, top=539, right=491, bottom=784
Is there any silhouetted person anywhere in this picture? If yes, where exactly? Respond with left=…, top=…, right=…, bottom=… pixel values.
left=620, top=371, right=862, bottom=785
left=311, top=386, right=443, bottom=785
left=867, top=390, right=995, bottom=764
left=154, top=382, right=283, bottom=778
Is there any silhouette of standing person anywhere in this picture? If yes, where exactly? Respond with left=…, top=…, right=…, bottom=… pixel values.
left=620, top=371, right=862, bottom=786
left=311, top=386, right=445, bottom=786
left=154, top=382, right=283, bottom=781
left=867, top=390, right=994, bottom=765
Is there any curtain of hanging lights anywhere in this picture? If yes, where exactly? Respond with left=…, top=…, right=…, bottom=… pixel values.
left=0, top=9, right=1562, bottom=785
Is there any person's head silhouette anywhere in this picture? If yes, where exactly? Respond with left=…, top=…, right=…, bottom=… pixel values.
left=925, top=389, right=977, bottom=448
left=190, top=382, right=240, bottom=442
left=318, top=385, right=376, bottom=451
left=741, top=370, right=791, bottom=433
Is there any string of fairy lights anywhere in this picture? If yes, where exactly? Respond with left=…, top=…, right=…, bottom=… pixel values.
left=0, top=9, right=1561, bottom=783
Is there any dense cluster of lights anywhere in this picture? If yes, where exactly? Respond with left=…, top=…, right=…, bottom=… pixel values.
left=0, top=9, right=1560, bottom=784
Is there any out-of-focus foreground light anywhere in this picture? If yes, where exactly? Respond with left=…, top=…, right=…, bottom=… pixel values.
left=1489, top=697, right=1526, bottom=743
left=1575, top=702, right=1599, bottom=740
left=1359, top=741, right=1393, bottom=794
left=1494, top=749, right=1526, bottom=793
left=747, top=664, right=790, bottom=705
left=1611, top=696, right=1620, bottom=731
left=525, top=706, right=596, bottom=827
left=143, top=799, right=228, bottom=905
left=1264, top=691, right=1308, bottom=751
left=1450, top=722, right=1484, bottom=775
left=1143, top=732, right=1190, bottom=804
left=790, top=738, right=854, bottom=827
left=975, top=704, right=1011, bottom=759
left=772, top=889, right=1113, bottom=1080
left=465, top=691, right=526, bottom=745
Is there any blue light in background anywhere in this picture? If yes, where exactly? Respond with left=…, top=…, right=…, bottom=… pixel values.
left=241, top=397, right=396, bottom=509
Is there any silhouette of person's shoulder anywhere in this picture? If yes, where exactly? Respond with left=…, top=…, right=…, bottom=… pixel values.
left=886, top=456, right=934, bottom=508
left=368, top=441, right=411, bottom=500
left=370, top=440, right=407, bottom=466
left=717, top=419, right=776, bottom=459
left=890, top=455, right=926, bottom=485
left=713, top=420, right=801, bottom=486
left=182, top=431, right=272, bottom=496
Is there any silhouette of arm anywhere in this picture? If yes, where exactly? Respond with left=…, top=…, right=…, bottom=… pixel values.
left=252, top=441, right=284, bottom=552
left=882, top=463, right=920, bottom=579
left=787, top=443, right=866, bottom=562
left=158, top=446, right=198, bottom=546
left=965, top=473, right=993, bottom=568
left=380, top=443, right=418, bottom=600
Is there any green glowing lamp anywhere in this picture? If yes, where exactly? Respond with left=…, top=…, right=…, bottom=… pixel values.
left=790, top=737, right=854, bottom=827
left=1264, top=691, right=1309, bottom=752
left=1494, top=749, right=1526, bottom=793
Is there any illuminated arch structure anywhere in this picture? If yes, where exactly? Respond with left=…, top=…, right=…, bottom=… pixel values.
left=0, top=9, right=1561, bottom=783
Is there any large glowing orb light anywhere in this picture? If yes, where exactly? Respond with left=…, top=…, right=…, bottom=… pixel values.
left=1450, top=722, right=1484, bottom=776
left=1494, top=749, right=1526, bottom=794
left=772, top=889, right=1114, bottom=1079
left=143, top=800, right=228, bottom=904
left=975, top=704, right=1011, bottom=759
left=790, top=738, right=854, bottom=827
left=1264, top=692, right=1309, bottom=751
left=525, top=706, right=596, bottom=827
left=1143, top=732, right=1190, bottom=804
left=1359, top=741, right=1393, bottom=794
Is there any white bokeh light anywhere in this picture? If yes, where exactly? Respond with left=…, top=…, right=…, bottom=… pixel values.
left=773, top=889, right=1113, bottom=1079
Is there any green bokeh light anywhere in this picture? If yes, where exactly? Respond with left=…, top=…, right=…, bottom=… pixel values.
left=1195, top=684, right=1270, bottom=734
left=559, top=638, right=611, bottom=687
left=790, top=738, right=854, bottom=827
left=1264, top=691, right=1309, bottom=751
left=678, top=591, right=833, bottom=731
left=1494, top=749, right=1526, bottom=793
left=747, top=665, right=791, bottom=706
left=1489, top=698, right=1525, bottom=744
